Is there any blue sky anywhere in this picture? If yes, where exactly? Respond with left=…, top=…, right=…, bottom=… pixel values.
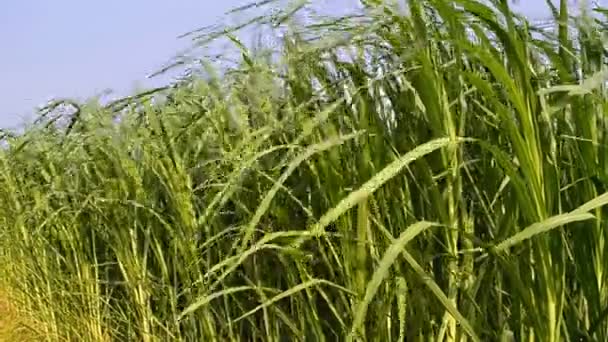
left=0, top=1, right=577, bottom=129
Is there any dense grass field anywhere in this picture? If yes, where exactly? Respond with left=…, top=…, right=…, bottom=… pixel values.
left=3, top=0, right=608, bottom=340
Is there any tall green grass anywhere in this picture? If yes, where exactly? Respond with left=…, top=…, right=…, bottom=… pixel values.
left=2, top=0, right=608, bottom=340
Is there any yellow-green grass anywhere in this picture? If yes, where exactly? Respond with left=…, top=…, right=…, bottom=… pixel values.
left=2, top=0, right=608, bottom=340
left=0, top=290, right=37, bottom=341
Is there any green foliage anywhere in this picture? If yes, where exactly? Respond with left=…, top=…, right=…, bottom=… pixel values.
left=3, top=0, right=608, bottom=340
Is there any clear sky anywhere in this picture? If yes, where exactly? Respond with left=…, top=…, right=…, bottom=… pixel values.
left=0, top=1, right=579, bottom=129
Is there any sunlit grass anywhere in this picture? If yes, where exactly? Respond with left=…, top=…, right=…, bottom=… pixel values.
left=2, top=0, right=608, bottom=340
left=0, top=288, right=41, bottom=341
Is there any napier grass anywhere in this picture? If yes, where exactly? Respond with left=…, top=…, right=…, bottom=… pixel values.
left=3, top=0, right=608, bottom=340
